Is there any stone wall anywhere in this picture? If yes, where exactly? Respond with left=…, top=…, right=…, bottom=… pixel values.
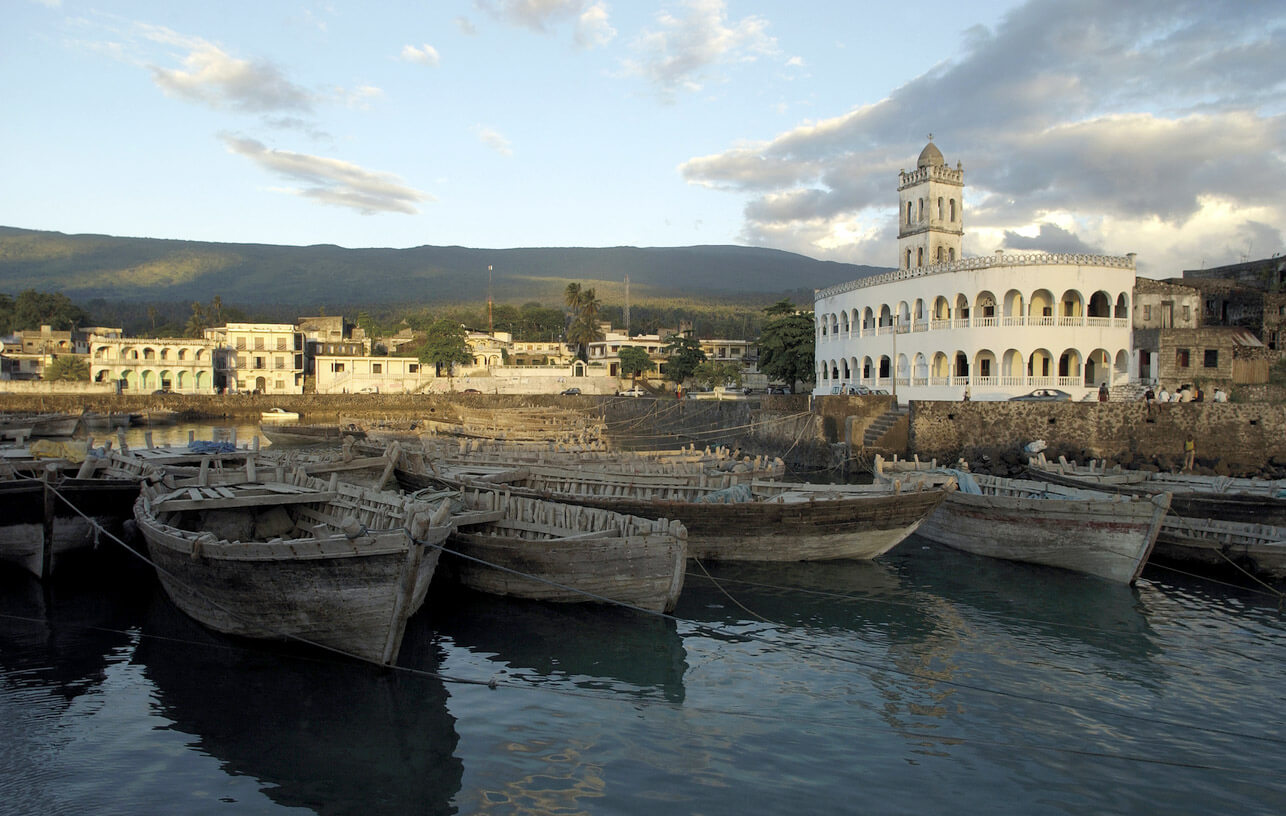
left=908, top=400, right=1286, bottom=474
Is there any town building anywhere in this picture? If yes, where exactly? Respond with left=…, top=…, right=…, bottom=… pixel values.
left=815, top=141, right=1136, bottom=401
left=88, top=335, right=219, bottom=393
left=204, top=323, right=305, bottom=394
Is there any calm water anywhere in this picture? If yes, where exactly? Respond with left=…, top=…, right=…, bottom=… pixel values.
left=2, top=535, right=1284, bottom=816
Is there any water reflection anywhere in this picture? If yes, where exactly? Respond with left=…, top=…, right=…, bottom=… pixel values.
left=133, top=592, right=464, bottom=815
left=418, top=585, right=689, bottom=704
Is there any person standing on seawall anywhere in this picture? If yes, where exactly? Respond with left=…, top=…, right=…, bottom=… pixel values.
left=1183, top=436, right=1196, bottom=473
left=1098, top=383, right=1109, bottom=402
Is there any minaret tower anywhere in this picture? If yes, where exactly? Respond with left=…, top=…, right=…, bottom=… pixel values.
left=897, top=137, right=964, bottom=269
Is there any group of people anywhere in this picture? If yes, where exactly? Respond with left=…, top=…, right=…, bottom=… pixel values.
left=1143, top=383, right=1228, bottom=405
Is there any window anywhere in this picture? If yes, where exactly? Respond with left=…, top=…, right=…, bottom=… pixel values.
left=255, top=337, right=265, bottom=350
left=917, top=247, right=924, bottom=267
left=1144, top=305, right=1152, bottom=320
left=275, top=380, right=284, bottom=390
left=332, top=362, right=346, bottom=373
left=277, top=337, right=287, bottom=350
left=937, top=197, right=943, bottom=220
left=948, top=248, right=955, bottom=261
left=254, top=356, right=265, bottom=369
left=906, top=202, right=913, bottom=225
left=1176, top=349, right=1190, bottom=368
left=236, top=337, right=246, bottom=350
left=1182, top=305, right=1191, bottom=321
left=1203, top=349, right=1218, bottom=368
left=275, top=356, right=285, bottom=369
left=949, top=199, right=956, bottom=221
left=372, top=363, right=382, bottom=374
left=408, top=363, right=419, bottom=373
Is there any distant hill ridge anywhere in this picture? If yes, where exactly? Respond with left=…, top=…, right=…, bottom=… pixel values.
left=0, top=226, right=887, bottom=307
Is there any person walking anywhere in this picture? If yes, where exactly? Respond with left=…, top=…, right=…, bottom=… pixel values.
left=1098, top=383, right=1109, bottom=402
left=1144, top=385, right=1155, bottom=416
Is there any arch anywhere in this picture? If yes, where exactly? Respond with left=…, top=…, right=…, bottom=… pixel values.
left=175, top=370, right=188, bottom=389
left=1002, top=289, right=1025, bottom=321
left=949, top=199, right=956, bottom=221
left=896, top=353, right=910, bottom=381
left=178, top=348, right=188, bottom=361
left=1058, top=348, right=1083, bottom=380
left=954, top=293, right=970, bottom=324
left=195, top=348, right=207, bottom=361
left=142, top=347, right=156, bottom=360
left=953, top=350, right=970, bottom=378
left=896, top=300, right=911, bottom=326
left=947, top=247, right=955, bottom=262
left=830, top=314, right=840, bottom=335
left=1084, top=348, right=1111, bottom=387
left=878, top=304, right=893, bottom=328
left=936, top=197, right=944, bottom=221
left=917, top=198, right=924, bottom=222
left=1059, top=289, right=1085, bottom=319
left=1028, top=348, right=1054, bottom=379
left=130, top=349, right=139, bottom=360
left=158, top=370, right=173, bottom=391
left=930, top=352, right=951, bottom=379
left=1001, top=348, right=1024, bottom=379
left=1030, top=289, right=1055, bottom=322
left=904, top=249, right=912, bottom=269
left=121, top=371, right=135, bottom=390
left=935, top=246, right=944, bottom=263
left=849, top=309, right=859, bottom=336
left=840, top=311, right=850, bottom=335
left=862, top=306, right=876, bottom=332
left=1114, top=349, right=1130, bottom=383
left=932, top=296, right=951, bottom=321
left=840, top=358, right=851, bottom=380
left=849, top=356, right=859, bottom=381
left=830, top=359, right=840, bottom=380
left=1087, top=290, right=1112, bottom=318
left=913, top=352, right=928, bottom=381
left=195, top=371, right=207, bottom=390
left=93, top=369, right=111, bottom=383
left=913, top=298, right=926, bottom=323
left=255, top=376, right=268, bottom=392
left=573, top=360, right=587, bottom=377
left=974, top=290, right=998, bottom=320
left=973, top=349, right=997, bottom=382
left=1114, top=293, right=1129, bottom=319
left=916, top=247, right=924, bottom=267
left=817, top=361, right=826, bottom=383
left=906, top=201, right=913, bottom=225
left=94, top=345, right=110, bottom=359
left=878, top=355, right=891, bottom=379
left=160, top=348, right=170, bottom=360
left=862, top=356, right=874, bottom=380
left=139, top=369, right=153, bottom=389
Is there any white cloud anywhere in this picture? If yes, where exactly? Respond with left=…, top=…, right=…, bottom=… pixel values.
left=220, top=134, right=431, bottom=215
left=474, top=126, right=513, bottom=156
left=141, top=25, right=315, bottom=114
left=475, top=0, right=615, bottom=47
left=401, top=43, right=440, bottom=66
left=623, top=0, right=779, bottom=101
left=679, top=0, right=1286, bottom=275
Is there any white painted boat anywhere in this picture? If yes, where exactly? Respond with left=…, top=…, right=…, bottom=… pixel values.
left=260, top=408, right=301, bottom=422
left=1155, top=515, right=1286, bottom=580
left=875, top=456, right=1169, bottom=584
left=133, top=472, right=450, bottom=665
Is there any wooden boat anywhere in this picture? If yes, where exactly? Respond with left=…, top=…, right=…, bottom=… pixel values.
left=398, top=465, right=951, bottom=562
left=5, top=412, right=84, bottom=438
left=133, top=471, right=451, bottom=665
left=260, top=408, right=301, bottom=422
left=0, top=458, right=141, bottom=580
left=131, top=408, right=178, bottom=426
left=1154, top=515, right=1286, bottom=580
left=1026, top=454, right=1286, bottom=526
left=260, top=423, right=366, bottom=446
left=417, top=485, right=687, bottom=612
left=82, top=411, right=135, bottom=431
left=874, top=456, right=1169, bottom=584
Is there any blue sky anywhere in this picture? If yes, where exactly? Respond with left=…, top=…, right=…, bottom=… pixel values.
left=4, top=0, right=1283, bottom=279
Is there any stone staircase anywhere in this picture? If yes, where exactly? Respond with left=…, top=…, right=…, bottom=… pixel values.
left=1109, top=382, right=1149, bottom=402
left=862, top=404, right=909, bottom=447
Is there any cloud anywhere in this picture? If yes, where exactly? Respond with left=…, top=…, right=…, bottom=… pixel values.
left=401, top=43, right=440, bottom=66
left=455, top=16, right=478, bottom=35
left=141, top=25, right=315, bottom=115
left=1001, top=223, right=1103, bottom=254
left=220, top=134, right=431, bottom=215
left=474, top=126, right=513, bottom=156
left=679, top=0, right=1286, bottom=275
left=623, top=0, right=779, bottom=101
left=474, top=0, right=616, bottom=47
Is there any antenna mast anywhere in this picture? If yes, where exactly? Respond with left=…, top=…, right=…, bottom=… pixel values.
left=624, top=275, right=630, bottom=335
left=487, top=265, right=494, bottom=334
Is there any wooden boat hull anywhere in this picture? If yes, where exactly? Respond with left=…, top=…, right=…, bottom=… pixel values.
left=917, top=491, right=1170, bottom=584
left=1155, top=516, right=1286, bottom=579
left=133, top=486, right=447, bottom=665
left=1026, top=463, right=1286, bottom=526
left=0, top=477, right=140, bottom=579
left=400, top=468, right=944, bottom=562
left=443, top=490, right=686, bottom=612
left=260, top=424, right=366, bottom=446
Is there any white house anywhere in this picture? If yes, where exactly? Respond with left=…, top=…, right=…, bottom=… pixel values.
left=814, top=141, right=1136, bottom=401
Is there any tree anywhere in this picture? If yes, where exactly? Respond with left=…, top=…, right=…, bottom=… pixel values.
left=757, top=300, right=815, bottom=392
left=662, top=331, right=706, bottom=385
left=43, top=355, right=90, bottom=382
left=416, top=318, right=473, bottom=381
left=564, top=285, right=603, bottom=361
left=12, top=290, right=91, bottom=331
left=185, top=301, right=207, bottom=337
left=693, top=360, right=743, bottom=390
left=617, top=345, right=656, bottom=379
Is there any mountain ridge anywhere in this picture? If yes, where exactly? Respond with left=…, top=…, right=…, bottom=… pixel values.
left=0, top=226, right=888, bottom=307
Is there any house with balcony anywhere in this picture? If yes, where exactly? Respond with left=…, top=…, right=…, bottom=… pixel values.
left=814, top=140, right=1136, bottom=401
left=89, top=335, right=218, bottom=393
left=205, top=323, right=305, bottom=394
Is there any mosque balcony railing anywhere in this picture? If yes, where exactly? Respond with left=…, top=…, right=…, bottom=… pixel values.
left=815, top=252, right=1137, bottom=300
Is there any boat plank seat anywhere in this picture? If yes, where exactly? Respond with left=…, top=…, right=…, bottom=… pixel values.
left=152, top=483, right=338, bottom=512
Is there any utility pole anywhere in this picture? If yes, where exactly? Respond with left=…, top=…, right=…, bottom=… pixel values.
left=624, top=275, right=630, bottom=336
left=487, top=265, right=493, bottom=334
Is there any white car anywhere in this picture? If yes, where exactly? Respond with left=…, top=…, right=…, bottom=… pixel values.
left=618, top=387, right=647, bottom=397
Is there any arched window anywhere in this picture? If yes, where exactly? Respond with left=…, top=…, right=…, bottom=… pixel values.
left=936, top=246, right=943, bottom=263
left=948, top=247, right=955, bottom=262
left=905, top=249, right=912, bottom=269
left=917, top=199, right=924, bottom=222
left=917, top=247, right=923, bottom=267
left=937, top=197, right=943, bottom=220
left=949, top=199, right=956, bottom=221
left=906, top=202, right=913, bottom=225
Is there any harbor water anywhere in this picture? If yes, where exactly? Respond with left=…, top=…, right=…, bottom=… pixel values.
left=1, top=425, right=1284, bottom=814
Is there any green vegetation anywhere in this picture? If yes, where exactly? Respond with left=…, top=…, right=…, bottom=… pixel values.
left=693, top=360, right=743, bottom=390
left=563, top=283, right=605, bottom=361
left=0, top=290, right=92, bottom=334
left=617, top=345, right=655, bottom=379
left=416, top=318, right=472, bottom=379
left=757, top=299, right=816, bottom=390
left=43, top=355, right=90, bottom=381
left=662, top=332, right=707, bottom=385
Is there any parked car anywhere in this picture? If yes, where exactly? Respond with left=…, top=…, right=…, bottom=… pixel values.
left=1009, top=388, right=1071, bottom=402
left=766, top=385, right=790, bottom=395
left=559, top=387, right=582, bottom=396
left=462, top=388, right=481, bottom=394
left=618, top=387, right=646, bottom=397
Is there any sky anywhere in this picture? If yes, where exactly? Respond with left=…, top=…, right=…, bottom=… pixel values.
left=4, top=0, right=1284, bottom=279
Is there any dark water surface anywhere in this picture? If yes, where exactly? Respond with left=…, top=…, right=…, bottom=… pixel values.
left=2, top=536, right=1284, bottom=815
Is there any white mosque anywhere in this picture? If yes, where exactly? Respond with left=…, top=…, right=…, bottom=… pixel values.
left=813, top=140, right=1136, bottom=401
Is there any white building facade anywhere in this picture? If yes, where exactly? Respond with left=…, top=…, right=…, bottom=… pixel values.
left=814, top=142, right=1136, bottom=401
